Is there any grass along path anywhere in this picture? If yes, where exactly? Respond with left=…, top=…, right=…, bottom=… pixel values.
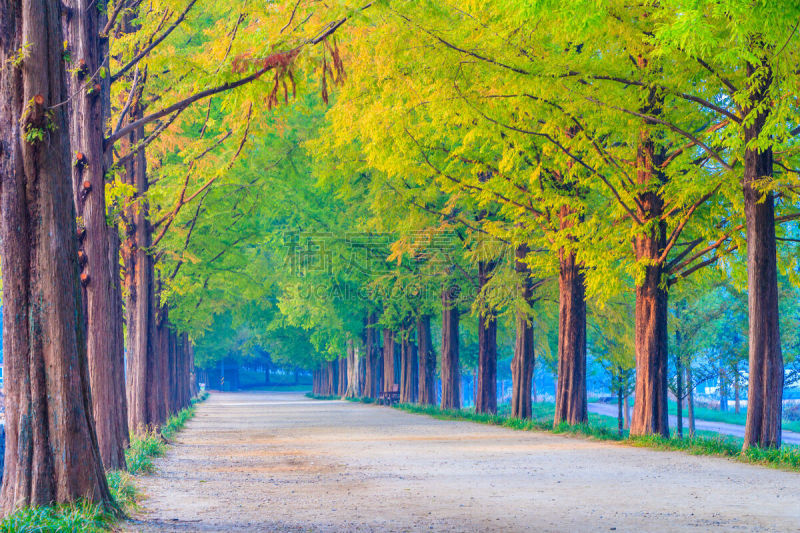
left=311, top=395, right=800, bottom=471
left=390, top=401, right=800, bottom=471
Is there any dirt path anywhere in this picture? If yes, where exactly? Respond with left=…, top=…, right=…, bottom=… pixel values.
left=126, top=391, right=800, bottom=532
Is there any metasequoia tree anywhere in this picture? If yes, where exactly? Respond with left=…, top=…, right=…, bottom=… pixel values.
left=62, top=0, right=130, bottom=470
left=417, top=315, right=437, bottom=405
left=109, top=0, right=365, bottom=429
left=510, top=246, right=536, bottom=419
left=0, top=0, right=112, bottom=512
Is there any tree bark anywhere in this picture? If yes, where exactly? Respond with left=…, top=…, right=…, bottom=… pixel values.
left=511, top=247, right=535, bottom=420
left=742, top=57, right=783, bottom=450
left=122, top=75, right=160, bottom=433
left=400, top=335, right=418, bottom=403
left=62, top=0, right=128, bottom=471
left=363, top=314, right=379, bottom=398
left=554, top=247, right=587, bottom=426
left=325, top=360, right=337, bottom=395
left=345, top=340, right=361, bottom=399
left=440, top=287, right=461, bottom=409
left=624, top=395, right=631, bottom=430
left=475, top=261, right=498, bottom=414
left=0, top=0, right=112, bottom=511
left=630, top=128, right=670, bottom=438
left=382, top=330, right=397, bottom=392
left=337, top=356, right=347, bottom=396
left=417, top=316, right=437, bottom=406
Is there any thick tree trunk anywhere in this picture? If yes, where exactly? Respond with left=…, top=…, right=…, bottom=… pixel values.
left=363, top=314, right=379, bottom=398
left=417, top=316, right=437, bottom=406
left=630, top=130, right=670, bottom=438
left=358, top=355, right=366, bottom=396
left=400, top=335, right=418, bottom=403
left=325, top=360, right=336, bottom=395
left=511, top=247, right=535, bottom=420
left=62, top=0, right=128, bottom=471
left=511, top=313, right=535, bottom=420
left=0, top=0, right=112, bottom=511
left=554, top=248, right=587, bottom=426
left=337, top=356, right=347, bottom=396
left=440, top=287, right=461, bottom=409
left=624, top=395, right=631, bottom=430
left=630, top=243, right=669, bottom=437
left=382, top=330, right=397, bottom=392
left=742, top=58, right=783, bottom=450
left=345, top=340, right=361, bottom=398
left=475, top=261, right=498, bottom=414
left=108, top=228, right=129, bottom=448
left=122, top=79, right=160, bottom=432
left=189, top=342, right=197, bottom=398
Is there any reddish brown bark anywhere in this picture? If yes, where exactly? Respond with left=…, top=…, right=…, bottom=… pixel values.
left=630, top=133, right=670, bottom=438
left=441, top=287, right=461, bottom=409
left=382, top=330, right=397, bottom=392
left=151, top=309, right=170, bottom=425
left=417, top=316, right=437, bottom=406
left=325, top=360, right=337, bottom=396
left=400, top=334, right=418, bottom=403
left=337, top=356, right=347, bottom=396
left=475, top=268, right=497, bottom=414
left=475, top=262, right=498, bottom=414
left=62, top=0, right=128, bottom=470
left=0, top=0, right=112, bottom=511
left=511, top=245, right=535, bottom=419
left=742, top=58, right=783, bottom=450
left=122, top=76, right=161, bottom=432
left=345, top=340, right=362, bottom=398
left=554, top=246, right=587, bottom=426
left=363, top=314, right=379, bottom=398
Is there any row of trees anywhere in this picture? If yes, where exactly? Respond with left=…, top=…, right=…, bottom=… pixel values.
left=160, top=1, right=799, bottom=457
left=0, top=0, right=360, bottom=515
left=4, top=0, right=800, bottom=516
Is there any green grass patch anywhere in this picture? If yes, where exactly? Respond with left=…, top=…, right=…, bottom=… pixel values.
left=345, top=396, right=376, bottom=404
left=0, top=392, right=210, bottom=532
left=305, top=393, right=341, bottom=400
left=0, top=500, right=115, bottom=533
left=125, top=429, right=167, bottom=475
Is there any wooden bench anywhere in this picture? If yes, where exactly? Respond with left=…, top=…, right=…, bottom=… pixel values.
left=378, top=384, right=400, bottom=406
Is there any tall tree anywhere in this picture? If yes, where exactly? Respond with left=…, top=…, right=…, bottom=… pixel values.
left=63, top=0, right=128, bottom=470
left=417, top=315, right=437, bottom=405
left=0, top=0, right=112, bottom=512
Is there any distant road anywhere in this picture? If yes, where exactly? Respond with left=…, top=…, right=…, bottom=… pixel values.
left=588, top=402, right=800, bottom=445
